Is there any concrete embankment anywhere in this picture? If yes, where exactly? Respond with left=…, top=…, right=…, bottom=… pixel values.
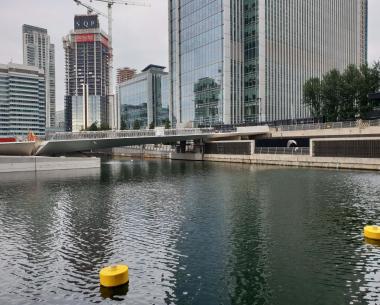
left=0, top=156, right=100, bottom=173
left=200, top=154, right=380, bottom=171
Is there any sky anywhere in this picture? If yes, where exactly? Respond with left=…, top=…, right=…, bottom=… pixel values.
left=0, top=0, right=379, bottom=111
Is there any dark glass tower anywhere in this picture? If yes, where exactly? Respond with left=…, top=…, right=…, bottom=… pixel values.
left=63, top=14, right=110, bottom=132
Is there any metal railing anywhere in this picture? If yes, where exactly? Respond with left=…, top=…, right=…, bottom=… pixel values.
left=50, top=128, right=215, bottom=141
left=255, top=147, right=310, bottom=155
left=126, top=144, right=175, bottom=152
left=277, top=119, right=380, bottom=132
left=163, top=128, right=214, bottom=136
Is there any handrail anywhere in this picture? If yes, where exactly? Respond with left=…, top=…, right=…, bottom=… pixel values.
left=50, top=128, right=215, bottom=141
left=255, top=147, right=310, bottom=155
left=277, top=119, right=380, bottom=132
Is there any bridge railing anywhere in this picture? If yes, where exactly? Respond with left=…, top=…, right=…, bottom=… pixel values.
left=50, top=128, right=215, bottom=141
left=255, top=147, right=310, bottom=155
left=277, top=119, right=380, bottom=132
left=163, top=128, right=214, bottom=136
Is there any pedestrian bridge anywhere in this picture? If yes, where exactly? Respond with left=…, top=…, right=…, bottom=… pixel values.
left=17, top=126, right=268, bottom=156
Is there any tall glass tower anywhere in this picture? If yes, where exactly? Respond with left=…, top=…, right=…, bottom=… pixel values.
left=22, top=25, right=55, bottom=128
left=169, top=0, right=368, bottom=127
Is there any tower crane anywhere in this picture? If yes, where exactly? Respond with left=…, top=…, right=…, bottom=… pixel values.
left=73, top=0, right=108, bottom=18
left=73, top=0, right=150, bottom=129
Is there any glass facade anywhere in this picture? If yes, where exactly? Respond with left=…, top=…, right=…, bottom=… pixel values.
left=63, top=15, right=110, bottom=132
left=170, top=0, right=224, bottom=127
left=118, top=65, right=169, bottom=129
left=71, top=95, right=103, bottom=131
left=120, top=77, right=148, bottom=129
left=159, top=74, right=170, bottom=125
left=0, top=64, right=45, bottom=137
left=170, top=0, right=368, bottom=125
left=244, top=0, right=259, bottom=123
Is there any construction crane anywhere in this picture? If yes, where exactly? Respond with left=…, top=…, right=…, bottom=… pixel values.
left=73, top=0, right=150, bottom=129
left=73, top=0, right=108, bottom=18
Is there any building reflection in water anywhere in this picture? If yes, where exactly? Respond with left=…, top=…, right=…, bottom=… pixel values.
left=193, top=77, right=222, bottom=127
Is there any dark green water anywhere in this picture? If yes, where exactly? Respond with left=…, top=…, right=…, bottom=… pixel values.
left=0, top=159, right=379, bottom=305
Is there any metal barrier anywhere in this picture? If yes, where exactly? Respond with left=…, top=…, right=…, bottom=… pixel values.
left=50, top=128, right=215, bottom=141
left=255, top=147, right=310, bottom=155
left=277, top=119, right=380, bottom=132
left=163, top=128, right=214, bottom=136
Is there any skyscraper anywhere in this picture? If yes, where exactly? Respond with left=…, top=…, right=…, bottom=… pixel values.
left=169, top=0, right=368, bottom=127
left=0, top=63, right=45, bottom=137
left=117, top=65, right=169, bottom=129
left=63, top=14, right=110, bottom=132
left=22, top=24, right=55, bottom=128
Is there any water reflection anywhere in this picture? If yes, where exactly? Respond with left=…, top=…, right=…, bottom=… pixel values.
left=99, top=284, right=129, bottom=301
left=0, top=160, right=379, bottom=305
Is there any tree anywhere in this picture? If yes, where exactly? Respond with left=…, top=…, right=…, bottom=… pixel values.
left=164, top=119, right=171, bottom=129
left=87, top=122, right=98, bottom=131
left=303, top=78, right=322, bottom=118
left=133, top=119, right=141, bottom=130
left=340, top=64, right=361, bottom=120
left=357, top=62, right=380, bottom=118
left=320, top=69, right=342, bottom=122
left=303, top=62, right=380, bottom=121
left=149, top=121, right=155, bottom=129
left=120, top=119, right=127, bottom=130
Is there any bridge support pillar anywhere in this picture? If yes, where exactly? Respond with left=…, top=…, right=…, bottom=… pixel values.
left=179, top=141, right=186, bottom=153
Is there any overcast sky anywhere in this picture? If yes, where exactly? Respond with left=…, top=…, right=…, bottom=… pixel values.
left=0, top=0, right=379, bottom=111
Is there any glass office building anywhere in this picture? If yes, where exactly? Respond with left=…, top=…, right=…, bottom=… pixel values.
left=0, top=63, right=45, bottom=137
left=63, top=15, right=110, bottom=132
left=169, top=0, right=368, bottom=126
left=118, top=65, right=169, bottom=129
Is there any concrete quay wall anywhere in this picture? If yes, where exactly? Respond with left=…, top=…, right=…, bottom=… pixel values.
left=0, top=156, right=101, bottom=173
left=201, top=154, right=380, bottom=171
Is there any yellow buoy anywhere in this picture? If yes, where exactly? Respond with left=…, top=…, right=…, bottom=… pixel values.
left=364, top=226, right=380, bottom=241
left=99, top=265, right=129, bottom=287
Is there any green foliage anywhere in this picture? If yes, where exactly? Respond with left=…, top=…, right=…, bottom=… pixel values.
left=85, top=121, right=112, bottom=131
left=149, top=121, right=155, bottom=129
left=303, top=62, right=380, bottom=121
left=303, top=78, right=322, bottom=117
left=87, top=122, right=98, bottom=131
left=100, top=122, right=111, bottom=130
left=164, top=119, right=171, bottom=129
left=120, top=119, right=127, bottom=130
left=133, top=119, right=141, bottom=130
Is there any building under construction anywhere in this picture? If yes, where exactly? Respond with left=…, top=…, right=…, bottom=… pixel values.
left=63, top=14, right=110, bottom=132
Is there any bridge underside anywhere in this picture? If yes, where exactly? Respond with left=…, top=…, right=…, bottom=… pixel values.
left=35, top=134, right=214, bottom=156
left=0, top=127, right=271, bottom=156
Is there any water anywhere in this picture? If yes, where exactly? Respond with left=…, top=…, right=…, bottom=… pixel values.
left=0, top=159, right=380, bottom=305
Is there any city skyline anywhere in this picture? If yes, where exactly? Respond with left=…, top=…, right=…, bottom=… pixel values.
left=0, top=0, right=379, bottom=113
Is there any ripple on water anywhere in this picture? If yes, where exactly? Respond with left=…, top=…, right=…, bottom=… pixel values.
left=0, top=162, right=380, bottom=305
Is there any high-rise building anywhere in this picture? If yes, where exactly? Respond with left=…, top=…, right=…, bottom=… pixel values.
left=55, top=110, right=65, bottom=129
left=117, top=67, right=137, bottom=84
left=63, top=14, right=110, bottom=132
left=22, top=24, right=55, bottom=128
left=169, top=0, right=368, bottom=127
left=0, top=63, right=45, bottom=137
left=117, top=65, right=169, bottom=129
